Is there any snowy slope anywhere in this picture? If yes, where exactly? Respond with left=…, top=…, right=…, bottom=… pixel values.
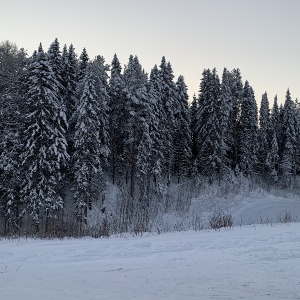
left=1, top=223, right=300, bottom=300
left=230, top=194, right=300, bottom=225
left=189, top=189, right=300, bottom=229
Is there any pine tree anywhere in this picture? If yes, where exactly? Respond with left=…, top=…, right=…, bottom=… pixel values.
left=190, top=94, right=198, bottom=161
left=47, top=38, right=63, bottom=89
left=0, top=94, right=23, bottom=233
left=268, top=95, right=280, bottom=182
left=0, top=41, right=27, bottom=95
left=122, top=55, right=152, bottom=197
left=61, top=44, right=78, bottom=184
left=158, top=57, right=177, bottom=184
left=280, top=89, right=297, bottom=185
left=195, top=68, right=223, bottom=181
left=148, top=64, right=165, bottom=188
left=78, top=48, right=89, bottom=82
left=0, top=42, right=27, bottom=233
left=228, top=68, right=243, bottom=169
left=21, top=44, right=69, bottom=232
left=294, top=98, right=300, bottom=175
left=90, top=55, right=110, bottom=169
left=269, top=128, right=279, bottom=183
left=239, top=81, right=258, bottom=176
left=173, top=75, right=192, bottom=182
left=257, top=92, right=270, bottom=176
left=108, top=54, right=126, bottom=184
left=62, top=44, right=78, bottom=122
left=219, top=68, right=233, bottom=173
left=48, top=39, right=68, bottom=185
left=271, top=95, right=280, bottom=141
left=73, top=68, right=105, bottom=224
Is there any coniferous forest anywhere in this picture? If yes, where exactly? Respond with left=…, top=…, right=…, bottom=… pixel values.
left=1, top=39, right=300, bottom=237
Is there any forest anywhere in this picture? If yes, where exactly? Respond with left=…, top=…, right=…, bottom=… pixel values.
left=0, top=39, right=299, bottom=237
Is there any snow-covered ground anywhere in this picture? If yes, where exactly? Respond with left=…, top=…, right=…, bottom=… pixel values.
left=189, top=190, right=300, bottom=228
left=1, top=222, right=300, bottom=299
left=230, top=194, right=300, bottom=225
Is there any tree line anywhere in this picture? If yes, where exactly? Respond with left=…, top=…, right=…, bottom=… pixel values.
left=0, top=39, right=299, bottom=236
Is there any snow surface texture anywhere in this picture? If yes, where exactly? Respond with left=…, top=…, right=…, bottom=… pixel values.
left=230, top=194, right=300, bottom=225
left=1, top=223, right=300, bottom=300
left=189, top=190, right=300, bottom=228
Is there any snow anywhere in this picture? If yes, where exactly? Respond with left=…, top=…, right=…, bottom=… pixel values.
left=1, top=193, right=300, bottom=299
left=190, top=190, right=300, bottom=228
left=230, top=194, right=300, bottom=225
left=1, top=222, right=300, bottom=299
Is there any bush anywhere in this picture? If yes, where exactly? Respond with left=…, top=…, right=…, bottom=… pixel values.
left=277, top=211, right=294, bottom=224
left=209, top=212, right=233, bottom=230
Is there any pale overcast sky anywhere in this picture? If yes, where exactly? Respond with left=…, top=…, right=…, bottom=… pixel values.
left=1, top=0, right=300, bottom=104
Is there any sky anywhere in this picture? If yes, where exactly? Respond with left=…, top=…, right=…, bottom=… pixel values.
left=1, top=0, right=300, bottom=105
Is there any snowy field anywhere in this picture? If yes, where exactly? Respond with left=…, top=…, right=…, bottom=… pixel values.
left=1, top=222, right=300, bottom=300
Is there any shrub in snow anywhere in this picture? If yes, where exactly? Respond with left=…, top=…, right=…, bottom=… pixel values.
left=209, top=212, right=233, bottom=230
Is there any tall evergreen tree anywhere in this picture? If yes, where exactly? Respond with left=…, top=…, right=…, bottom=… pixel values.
left=122, top=55, right=152, bottom=197
left=271, top=95, right=280, bottom=140
left=219, top=68, right=233, bottom=173
left=195, top=68, right=223, bottom=181
left=0, top=41, right=27, bottom=95
left=21, top=44, right=69, bottom=232
left=108, top=54, right=126, bottom=184
left=280, top=89, right=297, bottom=185
left=0, top=41, right=27, bottom=233
left=158, top=57, right=177, bottom=184
left=0, top=94, right=24, bottom=233
left=173, top=75, right=192, bottom=182
left=268, top=95, right=280, bottom=182
left=228, top=68, right=243, bottom=170
left=47, top=38, right=63, bottom=89
left=62, top=44, right=78, bottom=122
left=73, top=68, right=105, bottom=224
left=294, top=98, right=300, bottom=175
left=257, top=92, right=270, bottom=176
left=61, top=43, right=78, bottom=182
left=148, top=64, right=165, bottom=187
left=190, top=94, right=198, bottom=161
left=90, top=55, right=110, bottom=169
left=78, top=48, right=89, bottom=82
left=239, top=81, right=258, bottom=176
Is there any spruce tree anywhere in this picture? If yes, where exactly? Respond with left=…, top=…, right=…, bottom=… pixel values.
left=148, top=64, right=165, bottom=188
left=228, top=68, right=243, bottom=170
left=158, top=57, right=177, bottom=184
left=0, top=94, right=23, bottom=233
left=173, top=75, right=192, bottom=182
left=271, top=95, right=280, bottom=141
left=122, top=55, right=152, bottom=197
left=62, top=44, right=78, bottom=122
left=0, top=42, right=26, bottom=233
left=90, top=55, right=110, bottom=170
left=195, top=68, right=223, bottom=181
left=257, top=92, right=270, bottom=176
left=108, top=54, right=126, bottom=184
left=280, top=89, right=297, bottom=185
left=269, top=128, right=279, bottom=182
left=78, top=47, right=89, bottom=82
left=239, top=81, right=258, bottom=176
left=47, top=38, right=63, bottom=90
left=294, top=99, right=300, bottom=175
left=190, top=94, right=198, bottom=161
left=73, top=67, right=105, bottom=224
left=219, top=68, right=233, bottom=173
left=266, top=95, right=280, bottom=182
left=21, top=44, right=69, bottom=232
